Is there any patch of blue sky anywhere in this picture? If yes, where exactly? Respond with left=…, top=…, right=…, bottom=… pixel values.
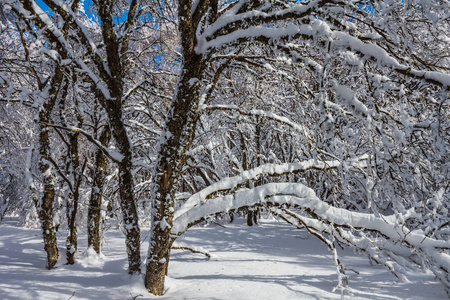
left=35, top=0, right=51, bottom=13
left=35, top=0, right=96, bottom=20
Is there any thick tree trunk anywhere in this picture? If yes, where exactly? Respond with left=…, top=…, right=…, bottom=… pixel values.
left=144, top=0, right=212, bottom=293
left=66, top=132, right=80, bottom=265
left=105, top=106, right=141, bottom=273
left=88, top=127, right=111, bottom=254
left=118, top=157, right=141, bottom=274
left=38, top=166, right=59, bottom=269
left=36, top=68, right=65, bottom=269
left=97, top=0, right=141, bottom=272
left=145, top=58, right=205, bottom=295
left=91, top=92, right=141, bottom=273
left=113, top=119, right=141, bottom=274
left=37, top=115, right=59, bottom=269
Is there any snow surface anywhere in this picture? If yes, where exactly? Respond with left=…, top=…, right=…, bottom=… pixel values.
left=0, top=217, right=447, bottom=300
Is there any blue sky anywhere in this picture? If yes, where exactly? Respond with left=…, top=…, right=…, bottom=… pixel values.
left=35, top=0, right=96, bottom=19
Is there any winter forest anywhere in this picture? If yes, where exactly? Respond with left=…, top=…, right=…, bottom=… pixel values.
left=0, top=0, right=449, bottom=298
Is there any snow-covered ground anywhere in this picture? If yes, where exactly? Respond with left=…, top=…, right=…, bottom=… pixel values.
left=0, top=217, right=447, bottom=300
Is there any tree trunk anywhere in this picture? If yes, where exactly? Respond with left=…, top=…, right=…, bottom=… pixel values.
left=88, top=127, right=111, bottom=254
left=145, top=58, right=205, bottom=295
left=144, top=0, right=211, bottom=293
left=66, top=191, right=77, bottom=265
left=38, top=165, right=59, bottom=269
left=105, top=106, right=141, bottom=273
left=240, top=129, right=256, bottom=227
left=90, top=90, right=141, bottom=273
left=97, top=0, right=142, bottom=271
left=115, top=122, right=141, bottom=274
left=66, top=122, right=81, bottom=264
left=36, top=68, right=65, bottom=269
left=37, top=112, right=59, bottom=269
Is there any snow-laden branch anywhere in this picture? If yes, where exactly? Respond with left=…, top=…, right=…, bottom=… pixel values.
left=173, top=182, right=450, bottom=290
left=174, top=156, right=368, bottom=219
left=332, top=31, right=450, bottom=90
left=270, top=204, right=450, bottom=289
left=199, top=0, right=340, bottom=42
left=11, top=0, right=112, bottom=100
left=198, top=12, right=450, bottom=90
left=40, top=0, right=112, bottom=77
left=203, top=104, right=310, bottom=138
left=196, top=24, right=313, bottom=54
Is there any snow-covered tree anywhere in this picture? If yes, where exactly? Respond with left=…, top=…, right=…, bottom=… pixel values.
left=2, top=0, right=449, bottom=296
left=144, top=0, right=449, bottom=294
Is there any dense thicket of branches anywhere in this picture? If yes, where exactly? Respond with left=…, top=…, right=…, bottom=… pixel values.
left=0, top=0, right=448, bottom=296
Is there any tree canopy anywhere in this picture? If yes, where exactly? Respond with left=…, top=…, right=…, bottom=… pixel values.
left=0, top=0, right=449, bottom=296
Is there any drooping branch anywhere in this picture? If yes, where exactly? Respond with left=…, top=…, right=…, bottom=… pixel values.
left=203, top=104, right=310, bottom=137
left=172, top=181, right=450, bottom=290
left=175, top=156, right=368, bottom=218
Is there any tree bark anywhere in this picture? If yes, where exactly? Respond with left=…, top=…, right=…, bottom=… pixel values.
left=96, top=0, right=142, bottom=273
left=66, top=191, right=77, bottom=265
left=145, top=0, right=219, bottom=293
left=65, top=100, right=81, bottom=264
left=37, top=69, right=65, bottom=269
left=107, top=107, right=141, bottom=274
left=38, top=155, right=59, bottom=270
left=88, top=126, right=111, bottom=254
left=145, top=48, right=206, bottom=296
left=145, top=66, right=204, bottom=294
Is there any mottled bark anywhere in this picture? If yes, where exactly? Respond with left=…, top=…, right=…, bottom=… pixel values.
left=145, top=65, right=204, bottom=294
left=88, top=127, right=111, bottom=254
left=101, top=99, right=141, bottom=273
left=66, top=192, right=77, bottom=265
left=96, top=0, right=141, bottom=274
left=58, top=81, right=82, bottom=265
left=38, top=156, right=59, bottom=270
left=37, top=69, right=65, bottom=269
left=118, top=154, right=141, bottom=274
left=144, top=0, right=207, bottom=291
left=17, top=0, right=142, bottom=272
left=66, top=148, right=83, bottom=265
left=241, top=130, right=255, bottom=227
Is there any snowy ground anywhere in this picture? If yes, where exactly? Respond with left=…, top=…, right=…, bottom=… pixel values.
left=0, top=216, right=447, bottom=300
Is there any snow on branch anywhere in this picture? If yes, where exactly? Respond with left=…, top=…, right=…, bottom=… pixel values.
left=172, top=241, right=211, bottom=259
left=332, top=31, right=450, bottom=90
left=11, top=0, right=113, bottom=100
left=173, top=182, right=450, bottom=290
left=199, top=0, right=333, bottom=40
left=196, top=24, right=314, bottom=54
left=203, top=104, right=310, bottom=137
left=39, top=121, right=123, bottom=163
left=174, top=156, right=368, bottom=220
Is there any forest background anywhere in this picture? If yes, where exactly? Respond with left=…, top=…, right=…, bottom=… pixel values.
left=0, top=0, right=449, bottom=297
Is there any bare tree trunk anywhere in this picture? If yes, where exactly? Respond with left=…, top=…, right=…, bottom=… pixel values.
left=254, top=116, right=262, bottom=224
left=88, top=127, right=111, bottom=254
left=66, top=191, right=77, bottom=265
left=107, top=109, right=141, bottom=274
left=37, top=152, right=59, bottom=269
left=17, top=15, right=64, bottom=270
left=240, top=129, right=255, bottom=227
left=96, top=0, right=142, bottom=273
left=59, top=80, right=83, bottom=265
left=36, top=70, right=65, bottom=269
left=145, top=57, right=205, bottom=295
left=66, top=149, right=84, bottom=265
left=144, top=0, right=223, bottom=293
